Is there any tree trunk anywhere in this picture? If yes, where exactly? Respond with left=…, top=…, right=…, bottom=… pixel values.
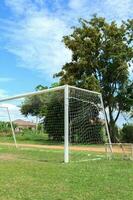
left=108, top=106, right=118, bottom=142
left=109, top=120, right=117, bottom=142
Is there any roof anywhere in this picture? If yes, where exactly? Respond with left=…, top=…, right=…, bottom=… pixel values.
left=13, top=119, right=36, bottom=127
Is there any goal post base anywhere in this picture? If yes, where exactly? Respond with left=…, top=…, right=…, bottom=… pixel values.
left=105, top=143, right=133, bottom=161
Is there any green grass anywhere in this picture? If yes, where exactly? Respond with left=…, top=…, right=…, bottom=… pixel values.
left=0, top=145, right=133, bottom=200
left=0, top=133, right=106, bottom=162
left=0, top=132, right=63, bottom=145
left=0, top=132, right=104, bottom=147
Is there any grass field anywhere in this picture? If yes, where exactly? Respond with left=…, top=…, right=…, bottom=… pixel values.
left=0, top=133, right=133, bottom=199
left=0, top=132, right=107, bottom=162
left=0, top=144, right=133, bottom=200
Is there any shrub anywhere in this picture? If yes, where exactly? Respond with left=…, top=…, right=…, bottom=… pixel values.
left=121, top=124, right=133, bottom=143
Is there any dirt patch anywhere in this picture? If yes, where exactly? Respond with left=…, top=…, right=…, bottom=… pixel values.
left=0, top=142, right=130, bottom=154
left=0, top=142, right=105, bottom=152
left=0, top=153, right=17, bottom=161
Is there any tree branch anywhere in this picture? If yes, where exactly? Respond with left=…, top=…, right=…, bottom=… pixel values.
left=114, top=108, right=121, bottom=123
left=105, top=108, right=109, bottom=127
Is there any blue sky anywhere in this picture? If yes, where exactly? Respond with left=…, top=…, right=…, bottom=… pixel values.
left=0, top=0, right=133, bottom=97
left=0, top=0, right=132, bottom=125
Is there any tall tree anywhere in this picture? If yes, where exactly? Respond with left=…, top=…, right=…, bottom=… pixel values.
left=55, top=16, right=133, bottom=141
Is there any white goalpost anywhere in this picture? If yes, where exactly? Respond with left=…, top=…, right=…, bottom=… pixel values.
left=0, top=106, right=17, bottom=148
left=0, top=85, right=112, bottom=163
left=64, top=85, right=69, bottom=163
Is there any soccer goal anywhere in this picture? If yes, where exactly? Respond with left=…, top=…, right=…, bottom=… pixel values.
left=0, top=85, right=111, bottom=163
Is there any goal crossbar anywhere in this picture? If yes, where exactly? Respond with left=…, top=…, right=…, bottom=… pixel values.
left=0, top=85, right=65, bottom=103
left=0, top=85, right=101, bottom=103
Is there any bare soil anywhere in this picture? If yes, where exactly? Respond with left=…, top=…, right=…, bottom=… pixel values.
left=0, top=153, right=17, bottom=160
left=0, top=142, right=131, bottom=154
left=0, top=142, right=105, bottom=152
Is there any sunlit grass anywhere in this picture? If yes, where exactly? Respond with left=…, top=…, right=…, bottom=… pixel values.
left=0, top=145, right=133, bottom=200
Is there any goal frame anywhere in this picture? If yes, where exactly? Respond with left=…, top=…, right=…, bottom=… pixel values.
left=0, top=85, right=112, bottom=163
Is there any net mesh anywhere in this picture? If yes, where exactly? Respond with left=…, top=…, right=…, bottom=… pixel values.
left=106, top=143, right=133, bottom=160
left=69, top=87, right=109, bottom=162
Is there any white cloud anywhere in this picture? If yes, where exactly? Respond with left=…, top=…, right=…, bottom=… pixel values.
left=68, top=0, right=88, bottom=10
left=0, top=103, right=20, bottom=121
left=5, top=0, right=35, bottom=15
left=0, top=0, right=132, bottom=80
left=105, top=0, right=133, bottom=20
left=0, top=103, right=18, bottom=111
left=0, top=102, right=36, bottom=122
left=1, top=1, right=72, bottom=78
left=129, top=62, right=133, bottom=80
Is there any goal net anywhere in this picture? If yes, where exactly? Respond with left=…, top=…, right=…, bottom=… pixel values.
left=106, top=143, right=133, bottom=161
left=0, top=85, right=111, bottom=163
left=68, top=86, right=111, bottom=162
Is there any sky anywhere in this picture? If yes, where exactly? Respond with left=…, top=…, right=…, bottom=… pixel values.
left=0, top=0, right=133, bottom=96
left=0, top=0, right=133, bottom=125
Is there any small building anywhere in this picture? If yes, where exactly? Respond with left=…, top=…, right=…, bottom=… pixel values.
left=13, top=119, right=36, bottom=132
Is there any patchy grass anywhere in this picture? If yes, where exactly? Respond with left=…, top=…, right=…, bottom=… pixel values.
left=0, top=132, right=64, bottom=145
left=0, top=146, right=133, bottom=200
left=0, top=132, right=105, bottom=147
left=0, top=131, right=48, bottom=144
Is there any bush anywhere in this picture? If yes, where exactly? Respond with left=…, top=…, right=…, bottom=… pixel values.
left=0, top=121, right=12, bottom=136
left=121, top=124, right=133, bottom=143
left=45, top=92, right=64, bottom=142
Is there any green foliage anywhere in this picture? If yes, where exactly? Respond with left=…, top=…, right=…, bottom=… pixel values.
left=20, top=84, right=105, bottom=143
left=45, top=92, right=64, bottom=141
left=21, top=95, right=47, bottom=117
left=69, top=95, right=105, bottom=143
left=21, top=83, right=61, bottom=118
left=121, top=124, right=133, bottom=143
left=20, top=16, right=133, bottom=142
left=35, top=85, right=48, bottom=91
left=55, top=15, right=133, bottom=141
left=128, top=83, right=133, bottom=118
left=20, top=83, right=65, bottom=142
left=0, top=121, right=12, bottom=135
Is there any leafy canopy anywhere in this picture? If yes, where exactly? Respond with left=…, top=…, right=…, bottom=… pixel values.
left=55, top=16, right=133, bottom=140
